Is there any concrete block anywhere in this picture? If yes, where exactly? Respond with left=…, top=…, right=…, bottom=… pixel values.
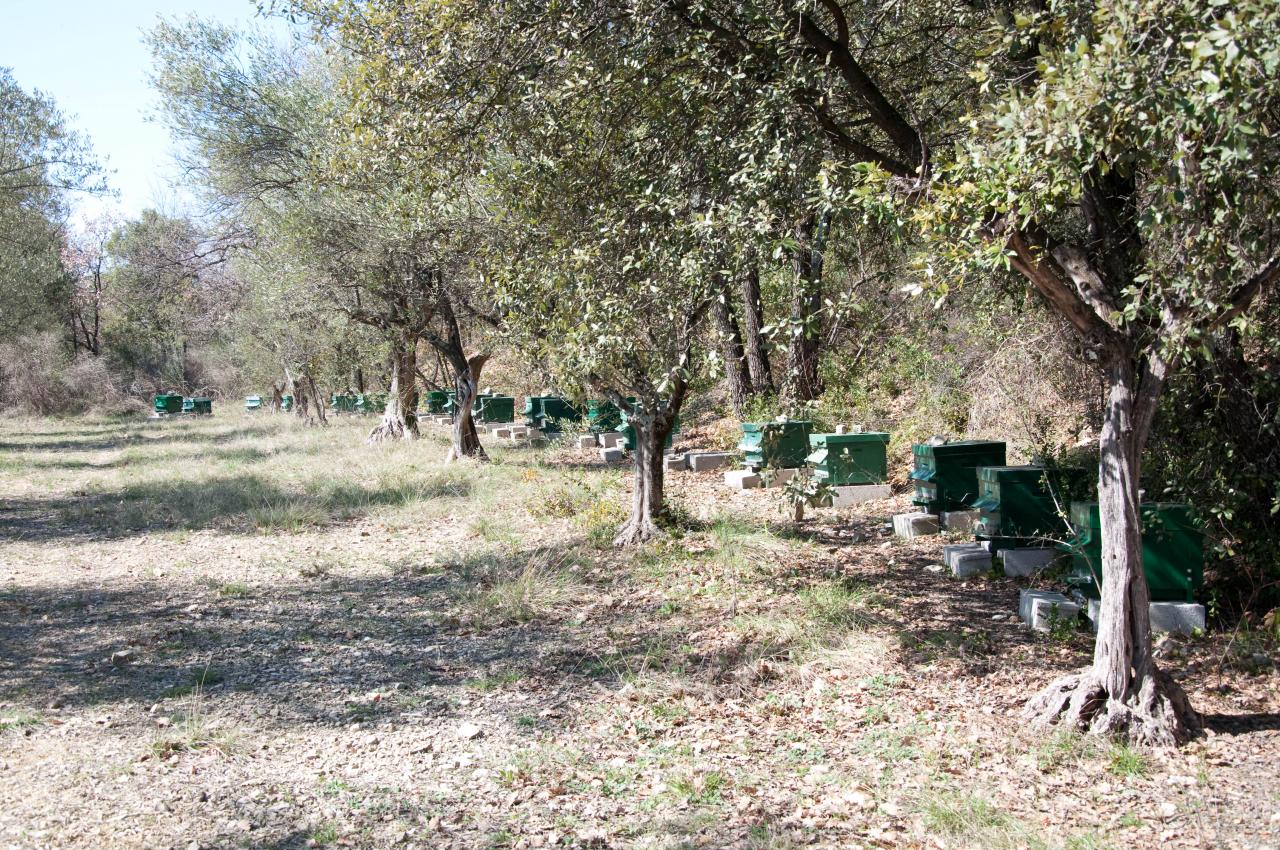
left=1082, top=598, right=1204, bottom=635
left=600, top=447, right=625, bottom=464
left=829, top=483, right=892, bottom=508
left=598, top=432, right=623, bottom=449
left=724, top=469, right=762, bottom=490
left=944, top=543, right=989, bottom=569
left=493, top=427, right=512, bottom=438
left=893, top=511, right=940, bottom=539
left=942, top=510, right=981, bottom=533
left=664, top=454, right=686, bottom=472
left=577, top=434, right=598, bottom=450
left=1019, top=590, right=1081, bottom=632
left=1150, top=602, right=1206, bottom=635
left=687, top=452, right=731, bottom=472
left=998, top=547, right=1060, bottom=578
left=952, top=550, right=993, bottom=578
left=761, top=468, right=801, bottom=488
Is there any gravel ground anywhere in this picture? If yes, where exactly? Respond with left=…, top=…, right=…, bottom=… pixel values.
left=1, top=414, right=1278, bottom=850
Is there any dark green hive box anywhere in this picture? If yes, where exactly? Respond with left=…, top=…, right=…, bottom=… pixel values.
left=523, top=395, right=582, bottom=430
left=972, top=466, right=1086, bottom=549
left=739, top=421, right=813, bottom=470
left=353, top=393, right=373, bottom=414
left=281, top=394, right=293, bottom=411
left=909, top=440, right=1007, bottom=514
left=154, top=393, right=183, bottom=414
left=423, top=390, right=448, bottom=414
left=245, top=395, right=263, bottom=411
left=587, top=398, right=633, bottom=433
left=188, top=397, right=212, bottom=415
left=476, top=394, right=515, bottom=423
left=806, top=432, right=890, bottom=485
left=1063, top=502, right=1203, bottom=602
left=330, top=393, right=357, bottom=413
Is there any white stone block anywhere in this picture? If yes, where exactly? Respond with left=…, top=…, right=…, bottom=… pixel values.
left=509, top=425, right=529, bottom=437
left=893, top=511, right=940, bottom=539
left=577, top=434, right=598, bottom=450
left=600, top=447, right=625, bottom=463
left=829, top=483, right=892, bottom=508
left=598, top=432, right=623, bottom=449
left=998, top=547, right=1060, bottom=578
left=944, top=543, right=988, bottom=569
left=942, top=510, right=981, bottom=533
left=1019, top=590, right=1080, bottom=632
left=724, top=469, right=761, bottom=490
left=1084, top=598, right=1204, bottom=635
left=687, top=452, right=731, bottom=472
left=493, top=427, right=512, bottom=438
left=1150, top=602, right=1206, bottom=635
left=952, top=550, right=993, bottom=578
left=664, top=454, right=685, bottom=472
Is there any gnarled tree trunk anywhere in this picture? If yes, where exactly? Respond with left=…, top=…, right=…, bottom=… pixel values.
left=446, top=353, right=488, bottom=463
left=1025, top=354, right=1197, bottom=745
left=713, top=274, right=752, bottom=417
left=740, top=261, right=774, bottom=395
left=614, top=407, right=677, bottom=546
left=368, top=334, right=420, bottom=443
left=785, top=215, right=828, bottom=402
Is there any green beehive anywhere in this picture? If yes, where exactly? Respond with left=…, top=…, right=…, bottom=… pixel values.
left=1063, top=502, right=1204, bottom=602
left=330, top=393, right=357, bottom=413
left=189, top=397, right=212, bottom=415
left=739, top=421, right=813, bottom=470
left=523, top=395, right=582, bottom=430
left=154, top=393, right=183, bottom=415
left=616, top=406, right=678, bottom=451
left=587, top=398, right=633, bottom=433
left=353, top=393, right=373, bottom=414
left=423, top=390, right=448, bottom=414
left=443, top=391, right=459, bottom=414
left=476, top=394, right=515, bottom=423
left=366, top=392, right=388, bottom=411
left=281, top=394, right=293, bottom=411
left=245, top=395, right=263, bottom=411
left=909, top=440, right=1007, bottom=514
left=181, top=397, right=195, bottom=413
left=972, top=466, right=1087, bottom=549
left=806, top=432, right=891, bottom=485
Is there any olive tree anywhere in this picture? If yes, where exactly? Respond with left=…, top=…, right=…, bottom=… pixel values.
left=149, top=17, right=499, bottom=455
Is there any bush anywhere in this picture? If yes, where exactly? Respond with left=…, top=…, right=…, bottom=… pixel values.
left=0, top=332, right=136, bottom=416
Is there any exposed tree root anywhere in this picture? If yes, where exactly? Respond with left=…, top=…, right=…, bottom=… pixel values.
left=366, top=414, right=417, bottom=444
left=1024, top=665, right=1199, bottom=747
left=612, top=515, right=665, bottom=547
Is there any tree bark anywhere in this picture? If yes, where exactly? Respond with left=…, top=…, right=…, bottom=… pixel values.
left=446, top=353, right=488, bottom=463
left=785, top=215, right=827, bottom=402
left=740, top=260, right=774, bottom=394
left=1025, top=354, right=1198, bottom=745
left=305, top=373, right=327, bottom=426
left=367, top=334, right=420, bottom=443
left=614, top=407, right=677, bottom=546
left=713, top=275, right=752, bottom=417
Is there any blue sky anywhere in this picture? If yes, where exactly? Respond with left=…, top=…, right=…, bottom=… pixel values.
left=0, top=0, right=296, bottom=223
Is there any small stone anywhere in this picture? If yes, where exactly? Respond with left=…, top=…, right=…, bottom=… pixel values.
left=457, top=722, right=483, bottom=740
left=110, top=649, right=136, bottom=666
